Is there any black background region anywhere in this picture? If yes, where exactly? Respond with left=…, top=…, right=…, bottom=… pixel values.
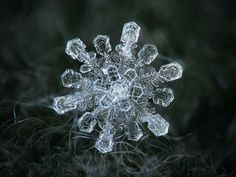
left=0, top=0, right=236, bottom=176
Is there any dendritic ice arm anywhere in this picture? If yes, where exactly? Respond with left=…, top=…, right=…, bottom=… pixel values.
left=52, top=21, right=183, bottom=153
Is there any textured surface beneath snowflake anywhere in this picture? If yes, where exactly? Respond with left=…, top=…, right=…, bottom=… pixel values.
left=53, top=21, right=183, bottom=153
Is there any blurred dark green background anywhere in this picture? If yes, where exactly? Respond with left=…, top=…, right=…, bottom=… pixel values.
left=0, top=0, right=236, bottom=176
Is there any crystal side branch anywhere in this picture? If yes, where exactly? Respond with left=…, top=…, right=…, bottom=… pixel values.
left=53, top=21, right=183, bottom=153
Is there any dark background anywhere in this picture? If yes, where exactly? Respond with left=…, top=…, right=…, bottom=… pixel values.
left=0, top=0, right=236, bottom=176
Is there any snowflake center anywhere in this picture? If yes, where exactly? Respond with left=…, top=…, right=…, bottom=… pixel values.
left=110, top=80, right=129, bottom=100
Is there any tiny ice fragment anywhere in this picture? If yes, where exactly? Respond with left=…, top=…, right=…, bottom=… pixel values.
left=93, top=35, right=112, bottom=56
left=53, top=94, right=78, bottom=114
left=65, top=38, right=86, bottom=59
left=138, top=44, right=158, bottom=65
left=120, top=21, right=140, bottom=45
left=146, top=114, right=169, bottom=136
left=99, top=94, right=114, bottom=108
left=131, top=84, right=144, bottom=99
left=115, top=43, right=135, bottom=58
left=153, top=88, right=174, bottom=107
left=127, top=121, right=143, bottom=141
left=123, top=68, right=137, bottom=84
left=118, top=99, right=131, bottom=112
left=77, top=112, right=97, bottom=133
left=110, top=81, right=129, bottom=99
left=61, top=69, right=82, bottom=88
left=106, top=65, right=121, bottom=82
left=95, top=123, right=114, bottom=153
left=158, top=62, right=183, bottom=82
left=80, top=63, right=93, bottom=73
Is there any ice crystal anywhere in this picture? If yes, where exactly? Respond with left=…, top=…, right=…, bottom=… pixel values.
left=53, top=21, right=183, bottom=153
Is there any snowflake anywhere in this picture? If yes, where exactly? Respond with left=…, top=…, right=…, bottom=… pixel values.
left=52, top=21, right=183, bottom=153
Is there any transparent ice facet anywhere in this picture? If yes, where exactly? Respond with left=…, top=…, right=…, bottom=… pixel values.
left=93, top=35, right=112, bottom=56
left=110, top=81, right=129, bottom=100
left=115, top=44, right=133, bottom=58
left=79, top=52, right=92, bottom=63
left=106, top=65, right=121, bottom=82
left=153, top=88, right=174, bottom=107
left=118, top=99, right=131, bottom=112
left=95, top=123, right=114, bottom=153
left=65, top=38, right=86, bottom=59
left=72, top=77, right=91, bottom=92
left=122, top=68, right=137, bottom=84
left=109, top=51, right=122, bottom=65
left=94, top=78, right=109, bottom=91
left=95, top=133, right=114, bottom=153
left=77, top=101, right=87, bottom=112
left=131, top=84, right=144, bottom=99
left=99, top=94, right=114, bottom=108
left=86, top=51, right=97, bottom=64
left=151, top=71, right=162, bottom=87
left=138, top=114, right=147, bottom=123
left=53, top=94, right=78, bottom=114
left=96, top=110, right=111, bottom=128
left=146, top=114, right=169, bottom=136
left=80, top=63, right=93, bottom=73
left=61, top=69, right=82, bottom=88
left=77, top=112, right=97, bottom=133
left=158, top=62, right=183, bottom=82
left=120, top=21, right=140, bottom=45
left=138, top=44, right=158, bottom=65
left=127, top=121, right=143, bottom=141
left=74, top=92, right=88, bottom=112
